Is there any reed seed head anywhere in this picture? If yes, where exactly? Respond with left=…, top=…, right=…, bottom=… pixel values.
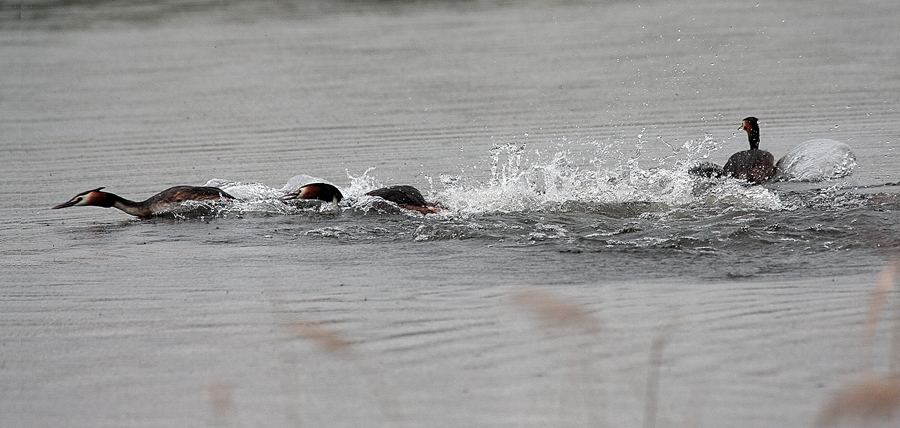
left=284, top=321, right=353, bottom=354
left=818, top=375, right=900, bottom=426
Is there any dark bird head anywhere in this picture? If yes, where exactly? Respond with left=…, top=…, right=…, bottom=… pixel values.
left=741, top=116, right=760, bottom=150
left=281, top=183, right=343, bottom=204
left=52, top=187, right=113, bottom=209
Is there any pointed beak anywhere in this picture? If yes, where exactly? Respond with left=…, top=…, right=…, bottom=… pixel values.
left=52, top=198, right=79, bottom=209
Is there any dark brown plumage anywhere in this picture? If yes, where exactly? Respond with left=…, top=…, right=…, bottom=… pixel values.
left=722, top=117, right=776, bottom=183
left=366, top=185, right=439, bottom=215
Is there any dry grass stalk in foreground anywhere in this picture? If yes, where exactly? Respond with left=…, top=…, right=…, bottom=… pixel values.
left=281, top=319, right=402, bottom=425
left=863, top=260, right=900, bottom=346
left=817, top=375, right=900, bottom=426
left=206, top=380, right=235, bottom=426
left=512, top=289, right=603, bottom=425
left=817, top=261, right=900, bottom=426
left=512, top=290, right=601, bottom=333
left=644, top=317, right=682, bottom=428
left=283, top=320, right=353, bottom=355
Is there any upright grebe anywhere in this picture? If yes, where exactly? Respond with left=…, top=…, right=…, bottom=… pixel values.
left=366, top=185, right=439, bottom=215
left=52, top=186, right=234, bottom=219
left=281, top=182, right=343, bottom=204
left=722, top=116, right=776, bottom=183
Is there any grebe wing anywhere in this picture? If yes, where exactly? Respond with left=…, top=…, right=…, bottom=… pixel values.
left=152, top=186, right=234, bottom=203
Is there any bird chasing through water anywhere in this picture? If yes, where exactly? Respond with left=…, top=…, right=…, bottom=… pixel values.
left=365, top=185, right=439, bottom=215
left=281, top=182, right=344, bottom=204
left=52, top=186, right=234, bottom=219
left=689, top=116, right=782, bottom=184
left=282, top=182, right=439, bottom=214
left=721, top=116, right=776, bottom=183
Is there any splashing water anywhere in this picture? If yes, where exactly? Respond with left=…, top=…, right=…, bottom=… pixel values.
left=775, top=139, right=857, bottom=182
left=191, top=134, right=874, bottom=224
left=153, top=134, right=896, bottom=280
left=437, top=138, right=783, bottom=215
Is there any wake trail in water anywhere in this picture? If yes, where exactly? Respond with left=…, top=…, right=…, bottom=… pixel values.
left=136, top=134, right=898, bottom=280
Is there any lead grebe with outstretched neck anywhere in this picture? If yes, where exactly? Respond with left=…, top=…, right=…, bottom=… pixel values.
left=52, top=186, right=234, bottom=219
left=722, top=116, right=776, bottom=183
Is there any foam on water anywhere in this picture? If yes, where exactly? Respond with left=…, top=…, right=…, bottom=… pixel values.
left=203, top=176, right=338, bottom=216
left=203, top=171, right=438, bottom=218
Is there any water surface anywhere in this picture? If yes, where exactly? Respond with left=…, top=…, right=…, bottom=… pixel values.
left=3, top=0, right=900, bottom=427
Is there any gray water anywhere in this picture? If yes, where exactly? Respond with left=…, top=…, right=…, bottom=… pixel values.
left=3, top=0, right=900, bottom=427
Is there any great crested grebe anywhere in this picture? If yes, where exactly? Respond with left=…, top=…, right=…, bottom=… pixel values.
left=52, top=186, right=234, bottom=219
left=366, top=185, right=439, bottom=215
left=281, top=182, right=343, bottom=204
left=722, top=116, right=776, bottom=183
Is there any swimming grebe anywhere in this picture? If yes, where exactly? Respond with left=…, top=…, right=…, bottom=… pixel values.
left=52, top=186, right=234, bottom=219
left=366, top=185, right=439, bottom=215
left=722, top=116, right=776, bottom=183
left=281, top=182, right=343, bottom=204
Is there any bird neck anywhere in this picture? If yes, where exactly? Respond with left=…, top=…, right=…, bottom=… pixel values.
left=107, top=195, right=152, bottom=217
left=747, top=127, right=760, bottom=150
